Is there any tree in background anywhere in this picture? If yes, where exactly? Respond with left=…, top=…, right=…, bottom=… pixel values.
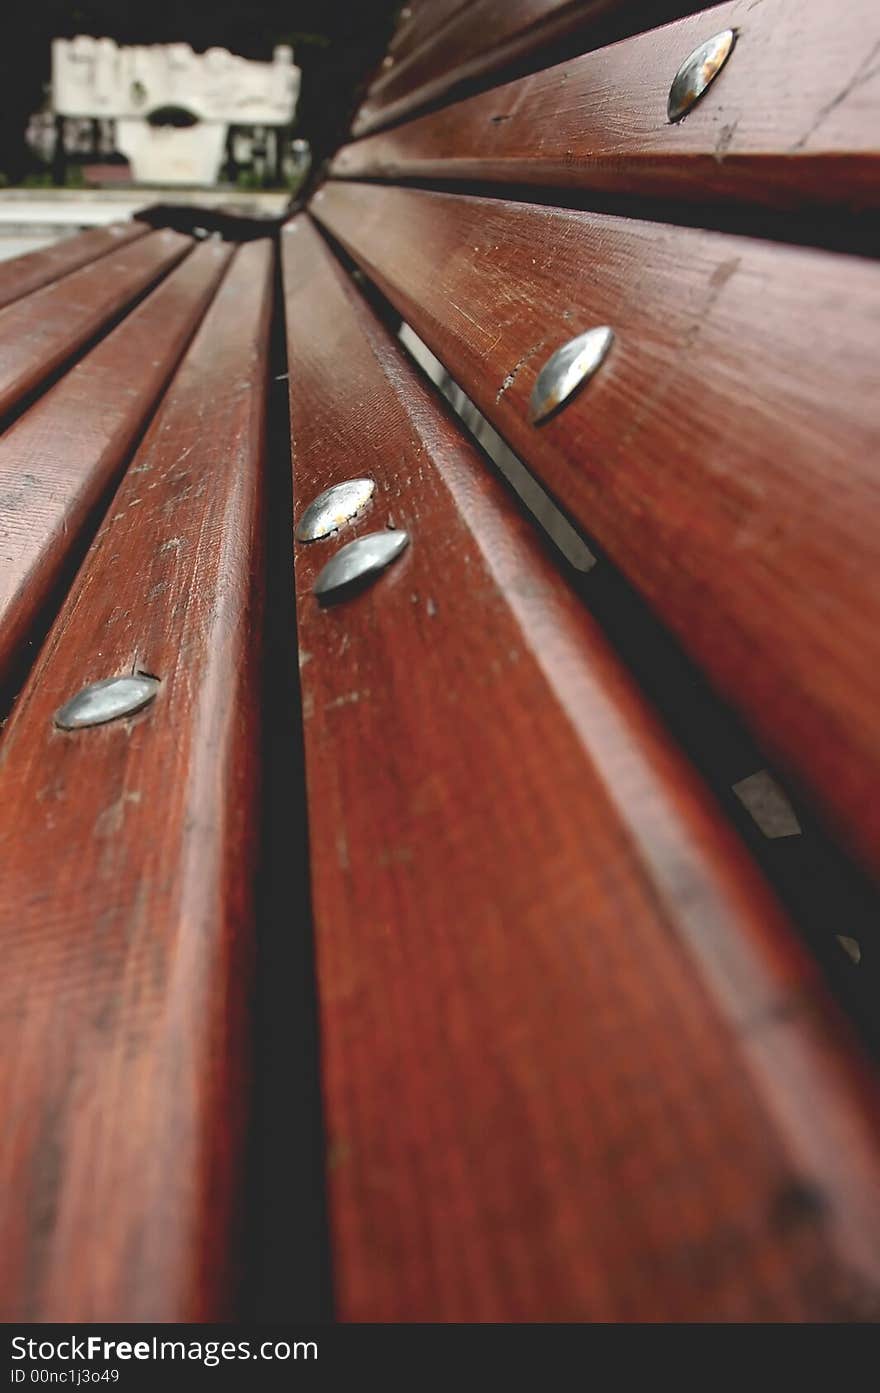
left=0, top=0, right=400, bottom=183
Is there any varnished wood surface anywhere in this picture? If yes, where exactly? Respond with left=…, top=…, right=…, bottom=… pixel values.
left=282, top=214, right=880, bottom=1322
left=336, top=0, right=880, bottom=213
left=0, top=240, right=232, bottom=696
left=312, top=181, right=880, bottom=882
left=0, top=238, right=273, bottom=1321
left=0, top=222, right=148, bottom=313
left=0, top=229, right=191, bottom=422
left=352, top=0, right=705, bottom=136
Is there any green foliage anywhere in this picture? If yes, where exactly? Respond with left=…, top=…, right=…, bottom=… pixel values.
left=21, top=165, right=86, bottom=188
left=235, top=168, right=264, bottom=191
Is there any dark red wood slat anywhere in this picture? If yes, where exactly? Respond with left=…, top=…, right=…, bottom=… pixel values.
left=0, top=239, right=233, bottom=696
left=311, top=181, right=880, bottom=882
left=385, top=0, right=470, bottom=63
left=0, top=237, right=273, bottom=1322
left=352, top=0, right=706, bottom=136
left=0, top=222, right=148, bottom=313
left=336, top=0, right=880, bottom=212
left=0, top=229, right=191, bottom=422
left=282, top=215, right=880, bottom=1322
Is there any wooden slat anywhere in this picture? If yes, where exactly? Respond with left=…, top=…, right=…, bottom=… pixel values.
left=312, top=182, right=880, bottom=882
left=385, top=0, right=470, bottom=63
left=0, top=238, right=273, bottom=1322
left=282, top=215, right=880, bottom=1322
left=0, top=229, right=191, bottom=421
left=0, top=222, right=148, bottom=314
left=352, top=0, right=705, bottom=136
left=0, top=239, right=233, bottom=697
left=337, top=0, right=880, bottom=213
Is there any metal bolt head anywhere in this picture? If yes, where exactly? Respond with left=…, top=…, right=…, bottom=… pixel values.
left=529, top=327, right=614, bottom=424
left=54, top=674, right=160, bottom=730
left=837, top=935, right=862, bottom=966
left=314, top=530, right=409, bottom=604
left=667, top=29, right=736, bottom=123
left=295, top=478, right=375, bottom=542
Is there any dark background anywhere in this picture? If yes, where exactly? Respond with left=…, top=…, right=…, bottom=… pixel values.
left=0, top=0, right=402, bottom=183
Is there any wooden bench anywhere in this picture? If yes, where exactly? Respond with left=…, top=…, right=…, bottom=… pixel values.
left=2, top=0, right=880, bottom=1323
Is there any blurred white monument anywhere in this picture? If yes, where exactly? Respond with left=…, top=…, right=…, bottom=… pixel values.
left=51, top=37, right=300, bottom=184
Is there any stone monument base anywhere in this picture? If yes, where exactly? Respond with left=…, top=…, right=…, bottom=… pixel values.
left=116, top=120, right=226, bottom=185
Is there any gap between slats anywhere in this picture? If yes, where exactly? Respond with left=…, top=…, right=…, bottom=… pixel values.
left=353, top=0, right=716, bottom=137
left=309, top=181, right=880, bottom=886
left=282, top=213, right=880, bottom=1321
left=338, top=249, right=880, bottom=1065
left=0, top=239, right=274, bottom=1320
left=339, top=0, right=880, bottom=259
left=328, top=173, right=880, bottom=263
left=0, top=231, right=193, bottom=435
left=0, top=240, right=229, bottom=723
left=237, top=255, right=332, bottom=1322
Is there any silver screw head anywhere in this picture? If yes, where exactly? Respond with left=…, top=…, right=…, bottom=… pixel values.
left=667, top=29, right=736, bottom=122
left=295, top=478, right=375, bottom=542
left=54, top=674, right=160, bottom=730
left=529, top=326, right=614, bottom=424
left=314, top=530, right=409, bottom=603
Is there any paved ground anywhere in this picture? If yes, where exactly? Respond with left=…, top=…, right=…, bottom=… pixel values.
left=0, top=187, right=291, bottom=261
left=0, top=233, right=60, bottom=261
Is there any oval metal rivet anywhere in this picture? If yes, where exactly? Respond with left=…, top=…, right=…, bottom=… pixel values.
left=667, top=29, right=736, bottom=123
left=529, top=326, right=614, bottom=424
left=295, top=478, right=376, bottom=542
left=54, top=674, right=160, bottom=730
left=837, top=935, right=862, bottom=966
left=314, top=530, right=409, bottom=603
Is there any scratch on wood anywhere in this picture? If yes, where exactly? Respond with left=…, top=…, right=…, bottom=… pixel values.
left=496, top=341, right=547, bottom=403
left=791, top=37, right=880, bottom=150
left=325, top=689, right=370, bottom=711
left=713, top=121, right=738, bottom=163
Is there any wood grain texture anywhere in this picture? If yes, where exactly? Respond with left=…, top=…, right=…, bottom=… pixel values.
left=0, top=222, right=148, bottom=314
left=282, top=215, right=880, bottom=1322
left=0, top=240, right=232, bottom=696
left=336, top=0, right=880, bottom=212
left=0, top=229, right=191, bottom=422
left=0, top=238, right=273, bottom=1322
left=352, top=0, right=705, bottom=136
left=312, top=181, right=880, bottom=884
